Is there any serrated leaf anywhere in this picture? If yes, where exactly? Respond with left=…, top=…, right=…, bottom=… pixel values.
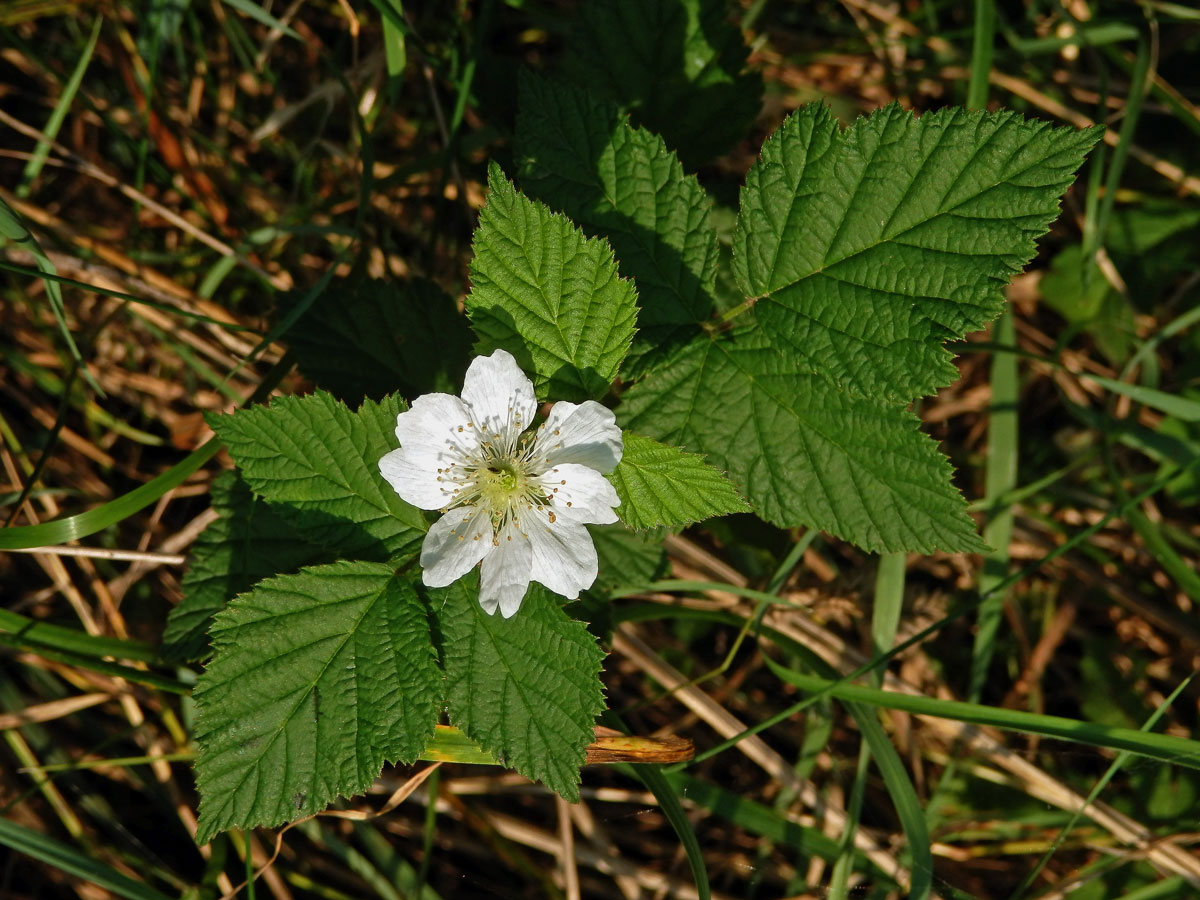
left=164, top=471, right=331, bottom=662
left=735, top=103, right=1103, bottom=402
left=563, top=0, right=762, bottom=168
left=466, top=164, right=638, bottom=401
left=207, top=392, right=427, bottom=561
left=609, top=432, right=748, bottom=530
left=619, top=327, right=987, bottom=554
left=515, top=73, right=717, bottom=372
left=193, top=561, right=440, bottom=842
left=282, top=278, right=473, bottom=404
left=433, top=577, right=606, bottom=800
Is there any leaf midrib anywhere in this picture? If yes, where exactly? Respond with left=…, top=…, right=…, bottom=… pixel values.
left=749, top=115, right=1067, bottom=301
left=199, top=568, right=398, bottom=834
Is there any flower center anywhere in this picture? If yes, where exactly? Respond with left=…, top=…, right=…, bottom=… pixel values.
left=479, top=461, right=526, bottom=504
left=454, top=453, right=547, bottom=530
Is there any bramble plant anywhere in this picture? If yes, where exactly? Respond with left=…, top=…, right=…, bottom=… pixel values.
left=164, top=68, right=1102, bottom=842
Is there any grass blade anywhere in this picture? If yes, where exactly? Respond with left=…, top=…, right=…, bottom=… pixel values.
left=0, top=194, right=103, bottom=394
left=0, top=817, right=174, bottom=900
left=617, top=761, right=710, bottom=900
left=1006, top=675, right=1195, bottom=899
left=0, top=438, right=220, bottom=548
left=967, top=0, right=995, bottom=109
left=18, top=18, right=102, bottom=196
left=0, top=608, right=158, bottom=662
left=971, top=310, right=1019, bottom=702
left=762, top=658, right=1200, bottom=771
left=604, top=711, right=709, bottom=900
left=220, top=0, right=302, bottom=40
left=830, top=551, right=915, bottom=899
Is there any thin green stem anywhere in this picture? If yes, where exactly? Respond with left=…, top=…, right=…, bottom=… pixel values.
left=967, top=0, right=996, bottom=109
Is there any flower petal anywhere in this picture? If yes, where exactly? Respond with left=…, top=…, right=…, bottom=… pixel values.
left=420, top=505, right=493, bottom=588
left=526, top=510, right=598, bottom=599
left=379, top=446, right=453, bottom=511
left=383, top=393, right=480, bottom=510
left=479, top=517, right=532, bottom=616
left=480, top=580, right=528, bottom=618
left=460, top=349, right=537, bottom=453
left=394, top=392, right=477, bottom=457
left=536, top=401, right=623, bottom=474
left=536, top=463, right=619, bottom=526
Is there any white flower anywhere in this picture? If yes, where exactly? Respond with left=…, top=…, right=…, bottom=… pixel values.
left=379, top=349, right=623, bottom=617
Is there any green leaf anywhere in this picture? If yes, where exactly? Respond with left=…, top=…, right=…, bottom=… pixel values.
left=207, top=392, right=427, bottom=561
left=735, top=103, right=1103, bottom=402
left=466, top=163, right=638, bottom=401
left=563, top=0, right=763, bottom=168
left=193, top=561, right=440, bottom=843
left=283, top=278, right=473, bottom=403
left=609, top=432, right=748, bottom=530
left=164, top=471, right=330, bottom=662
left=1107, top=198, right=1200, bottom=255
left=433, top=577, right=606, bottom=800
left=515, top=73, right=717, bottom=371
left=1040, top=246, right=1135, bottom=364
left=619, top=327, right=987, bottom=554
